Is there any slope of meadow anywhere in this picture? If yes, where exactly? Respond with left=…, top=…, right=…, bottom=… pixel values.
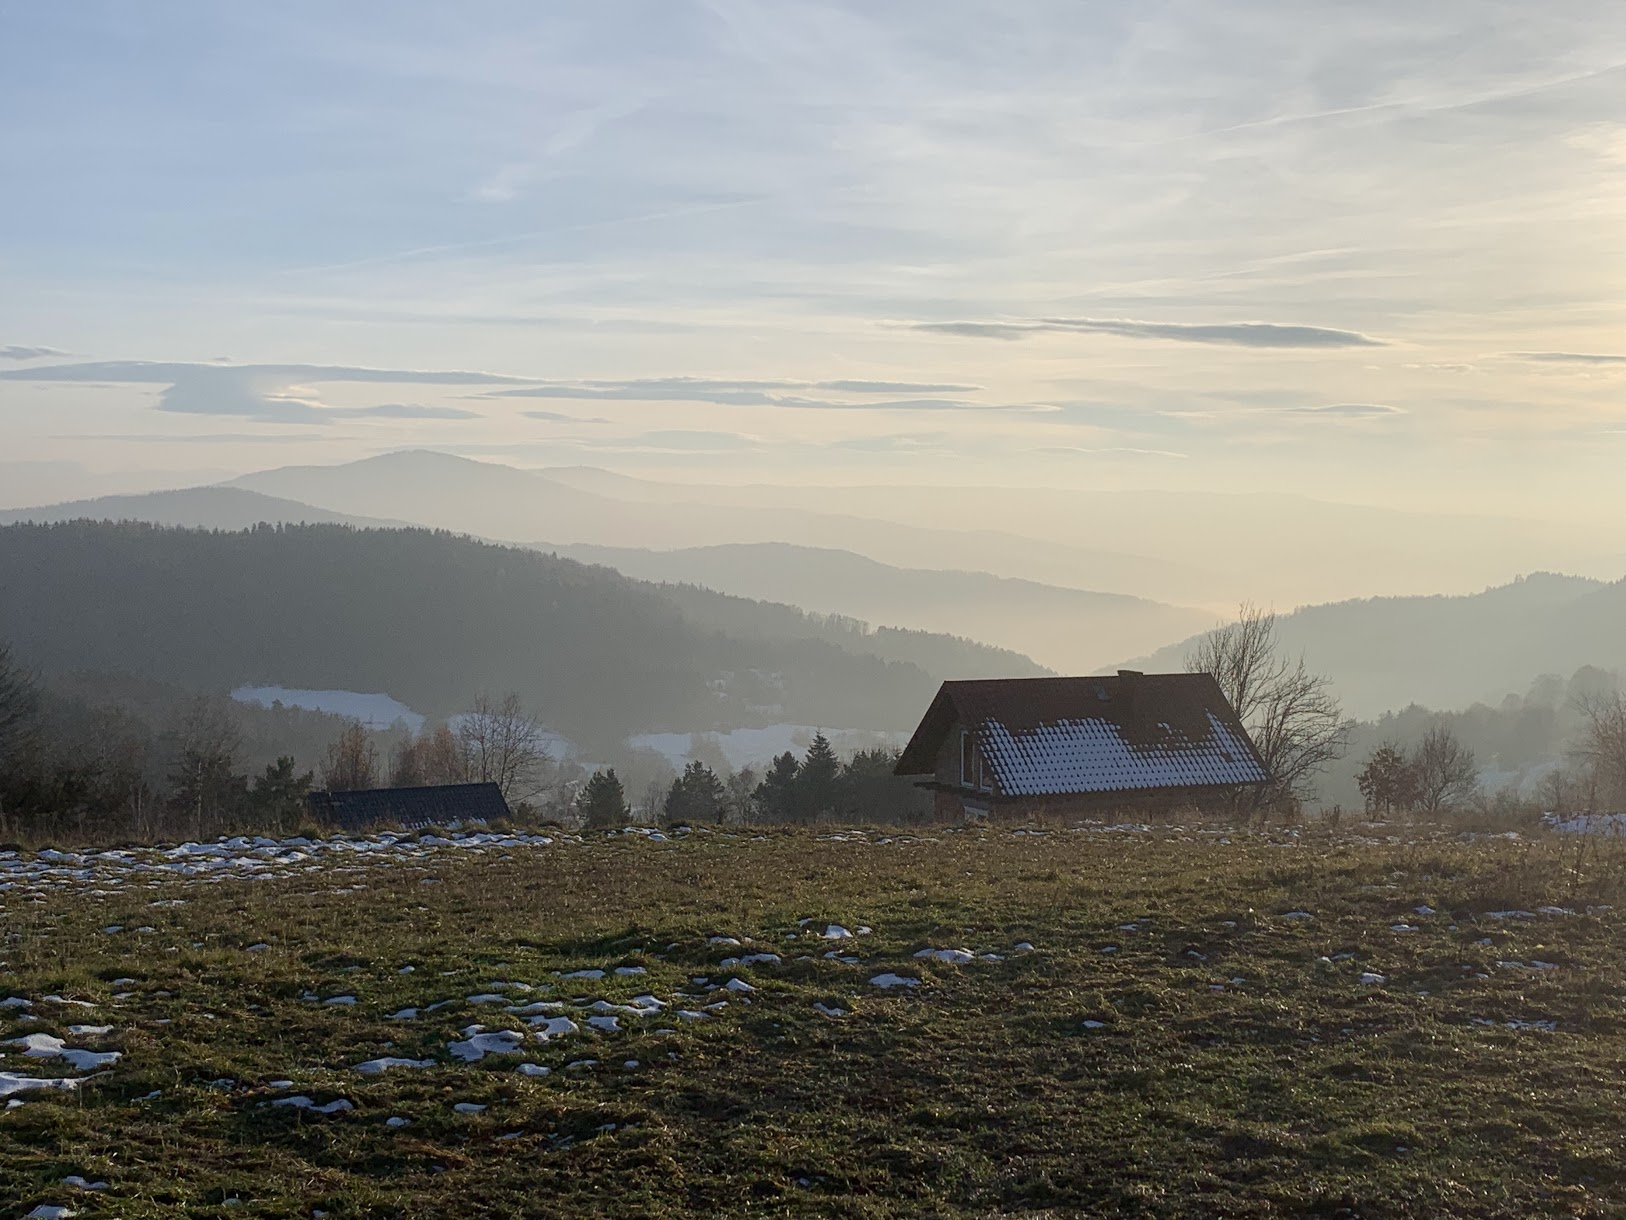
left=4, top=825, right=1626, bottom=1217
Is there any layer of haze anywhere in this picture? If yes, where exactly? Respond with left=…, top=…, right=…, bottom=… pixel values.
left=4, top=2, right=1625, bottom=612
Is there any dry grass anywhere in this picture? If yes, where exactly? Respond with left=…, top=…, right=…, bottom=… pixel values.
left=4, top=822, right=1626, bottom=1217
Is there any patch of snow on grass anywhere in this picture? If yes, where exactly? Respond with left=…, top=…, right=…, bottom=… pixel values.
left=354, top=1057, right=435, bottom=1074
left=447, top=1030, right=526, bottom=1062
left=913, top=948, right=975, bottom=965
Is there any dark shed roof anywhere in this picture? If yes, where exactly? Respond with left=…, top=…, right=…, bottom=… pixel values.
left=895, top=672, right=1270, bottom=796
left=306, top=782, right=511, bottom=831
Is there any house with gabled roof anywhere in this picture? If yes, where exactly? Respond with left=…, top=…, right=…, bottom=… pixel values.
left=893, top=671, right=1269, bottom=820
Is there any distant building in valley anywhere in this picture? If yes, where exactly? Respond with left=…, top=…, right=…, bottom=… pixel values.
left=306, top=781, right=511, bottom=831
left=894, top=671, right=1269, bottom=820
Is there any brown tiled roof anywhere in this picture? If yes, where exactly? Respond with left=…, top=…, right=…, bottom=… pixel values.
left=894, top=672, right=1269, bottom=796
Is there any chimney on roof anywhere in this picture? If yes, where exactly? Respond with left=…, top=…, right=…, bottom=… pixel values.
left=1117, top=669, right=1143, bottom=712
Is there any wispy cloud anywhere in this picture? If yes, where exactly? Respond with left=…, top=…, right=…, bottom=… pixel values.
left=521, top=409, right=614, bottom=424
left=0, top=345, right=69, bottom=361
left=1281, top=403, right=1406, bottom=418
left=487, top=375, right=1041, bottom=413
left=489, top=375, right=980, bottom=403
left=0, top=361, right=511, bottom=423
left=56, top=431, right=337, bottom=444
left=1506, top=351, right=1626, bottom=365
left=910, top=318, right=1385, bottom=348
left=1034, top=445, right=1190, bottom=459
left=583, top=429, right=764, bottom=453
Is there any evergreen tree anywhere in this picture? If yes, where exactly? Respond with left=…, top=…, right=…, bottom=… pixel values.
left=1355, top=742, right=1416, bottom=814
left=753, top=751, right=800, bottom=822
left=578, top=768, right=631, bottom=829
left=249, top=756, right=314, bottom=830
left=835, top=747, right=930, bottom=822
left=798, top=732, right=840, bottom=819
left=663, top=760, right=725, bottom=825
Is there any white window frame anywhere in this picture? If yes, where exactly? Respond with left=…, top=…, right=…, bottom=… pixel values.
left=960, top=730, right=992, bottom=792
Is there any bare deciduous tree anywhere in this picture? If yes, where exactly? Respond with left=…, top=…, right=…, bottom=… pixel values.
left=1186, top=603, right=1348, bottom=808
left=1574, top=687, right=1626, bottom=806
left=321, top=721, right=379, bottom=792
left=167, top=697, right=244, bottom=839
left=1411, top=721, right=1478, bottom=812
left=0, top=643, right=40, bottom=765
left=458, top=692, right=550, bottom=806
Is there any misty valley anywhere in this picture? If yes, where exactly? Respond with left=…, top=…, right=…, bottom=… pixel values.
left=6, top=5, right=1626, bottom=1214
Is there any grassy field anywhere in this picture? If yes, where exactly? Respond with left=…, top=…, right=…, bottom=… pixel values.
left=4, top=821, right=1626, bottom=1218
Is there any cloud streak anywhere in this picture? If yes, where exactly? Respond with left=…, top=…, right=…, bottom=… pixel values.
left=910, top=317, right=1385, bottom=348
left=1506, top=351, right=1626, bottom=366
left=487, top=376, right=1045, bottom=413
left=1282, top=403, right=1406, bottom=419
left=1035, top=445, right=1190, bottom=459
left=0, top=345, right=69, bottom=361
left=0, top=361, right=510, bottom=423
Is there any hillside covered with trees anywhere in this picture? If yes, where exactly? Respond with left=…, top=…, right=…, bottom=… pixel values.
left=0, top=521, right=1039, bottom=751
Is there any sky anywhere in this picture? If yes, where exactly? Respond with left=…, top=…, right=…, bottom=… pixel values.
left=2, top=1, right=1625, bottom=523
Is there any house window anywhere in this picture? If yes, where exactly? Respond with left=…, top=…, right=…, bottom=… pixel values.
left=960, top=731, right=991, bottom=791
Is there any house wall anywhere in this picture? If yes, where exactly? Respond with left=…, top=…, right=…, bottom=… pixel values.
left=980, top=786, right=1248, bottom=822
left=932, top=719, right=962, bottom=789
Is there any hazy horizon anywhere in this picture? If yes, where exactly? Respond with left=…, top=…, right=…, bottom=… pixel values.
left=4, top=2, right=1625, bottom=549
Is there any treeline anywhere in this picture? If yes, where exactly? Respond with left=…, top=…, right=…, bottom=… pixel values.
left=0, top=646, right=320, bottom=842
left=0, top=643, right=927, bottom=843
left=1320, top=666, right=1626, bottom=816
left=0, top=520, right=997, bottom=750
left=574, top=732, right=930, bottom=828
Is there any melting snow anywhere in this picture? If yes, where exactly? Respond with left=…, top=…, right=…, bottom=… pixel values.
left=0, top=1072, right=82, bottom=1098
left=8, top=1034, right=120, bottom=1070
left=271, top=1096, right=353, bottom=1114
left=913, top=948, right=975, bottom=965
left=528, top=1016, right=579, bottom=1041
left=447, top=1030, right=526, bottom=1062
left=868, top=974, right=920, bottom=989
left=354, top=1057, right=435, bottom=1074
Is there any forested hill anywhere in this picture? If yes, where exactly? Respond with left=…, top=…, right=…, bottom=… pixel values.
left=1130, top=571, right=1625, bottom=718
left=0, top=521, right=1042, bottom=748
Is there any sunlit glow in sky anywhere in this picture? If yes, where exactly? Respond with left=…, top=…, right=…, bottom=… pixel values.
left=2, top=1, right=1624, bottom=520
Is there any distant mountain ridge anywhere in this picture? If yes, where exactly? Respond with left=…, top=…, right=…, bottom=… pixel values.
left=0, top=485, right=404, bottom=530
left=549, top=541, right=1210, bottom=674
left=1131, top=572, right=1625, bottom=718
left=226, top=450, right=1209, bottom=599
left=0, top=520, right=1041, bottom=749
left=1, top=465, right=1208, bottom=673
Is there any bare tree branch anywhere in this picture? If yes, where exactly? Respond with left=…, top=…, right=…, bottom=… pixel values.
left=1187, top=603, right=1348, bottom=807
